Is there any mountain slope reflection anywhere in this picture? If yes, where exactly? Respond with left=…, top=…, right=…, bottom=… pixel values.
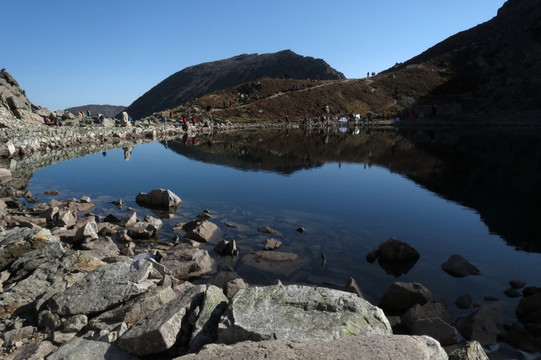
left=164, top=127, right=541, bottom=252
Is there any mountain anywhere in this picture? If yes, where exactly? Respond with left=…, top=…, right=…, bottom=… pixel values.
left=172, top=0, right=541, bottom=122
left=122, top=50, right=345, bottom=120
left=66, top=105, right=126, bottom=118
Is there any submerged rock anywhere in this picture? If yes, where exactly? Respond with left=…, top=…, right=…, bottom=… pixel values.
left=217, top=284, right=391, bottom=344
left=441, top=254, right=480, bottom=277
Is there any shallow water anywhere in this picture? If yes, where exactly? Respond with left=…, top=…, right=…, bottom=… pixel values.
left=25, top=127, right=541, bottom=326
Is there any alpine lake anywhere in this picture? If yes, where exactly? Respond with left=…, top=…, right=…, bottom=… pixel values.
left=23, top=124, right=541, bottom=345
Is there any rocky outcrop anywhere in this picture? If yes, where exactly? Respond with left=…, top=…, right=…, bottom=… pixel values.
left=0, top=69, right=44, bottom=124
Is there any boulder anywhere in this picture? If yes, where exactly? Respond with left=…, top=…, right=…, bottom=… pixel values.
left=0, top=227, right=57, bottom=269
left=223, top=278, right=248, bottom=299
left=499, top=322, right=541, bottom=354
left=345, top=277, right=363, bottom=298
left=455, top=294, right=472, bottom=309
left=158, top=243, right=214, bottom=280
left=129, top=221, right=158, bottom=239
left=56, top=210, right=76, bottom=228
left=377, top=238, right=420, bottom=262
left=218, top=284, right=391, bottom=344
left=515, top=293, right=541, bottom=324
left=401, top=302, right=454, bottom=330
left=214, top=239, right=238, bottom=256
left=73, top=221, right=98, bottom=243
left=456, top=304, right=503, bottom=346
left=378, top=282, right=433, bottom=314
left=441, top=254, right=480, bottom=277
left=448, top=341, right=488, bottom=360
left=117, top=284, right=207, bottom=356
left=183, top=220, right=219, bottom=243
left=88, top=286, right=177, bottom=331
left=3, top=340, right=57, bottom=360
left=47, top=337, right=137, bottom=360
left=135, top=188, right=181, bottom=209
left=409, top=317, right=458, bottom=346
left=189, top=285, right=229, bottom=352
left=48, top=258, right=163, bottom=316
left=250, top=250, right=297, bottom=261
left=258, top=226, right=278, bottom=234
left=0, top=243, right=104, bottom=321
left=264, top=238, right=282, bottom=250
left=119, top=212, right=137, bottom=228
left=178, top=335, right=447, bottom=360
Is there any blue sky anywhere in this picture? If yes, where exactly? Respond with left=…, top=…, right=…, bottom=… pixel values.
left=3, top=0, right=506, bottom=111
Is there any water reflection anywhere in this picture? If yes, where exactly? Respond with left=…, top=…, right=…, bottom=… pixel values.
left=159, top=126, right=541, bottom=253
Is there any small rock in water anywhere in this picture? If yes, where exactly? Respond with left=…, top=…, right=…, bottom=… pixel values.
left=441, top=254, right=480, bottom=277
left=258, top=226, right=278, bottom=235
left=296, top=227, right=305, bottom=233
left=44, top=189, right=59, bottom=196
left=455, top=294, right=472, bottom=309
left=80, top=196, right=91, bottom=203
left=503, top=288, right=521, bottom=298
left=509, top=279, right=526, bottom=289
left=264, top=238, right=282, bottom=251
left=224, top=222, right=238, bottom=228
left=111, top=199, right=124, bottom=209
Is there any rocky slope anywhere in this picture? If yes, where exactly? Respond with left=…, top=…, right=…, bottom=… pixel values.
left=122, top=50, right=345, bottom=120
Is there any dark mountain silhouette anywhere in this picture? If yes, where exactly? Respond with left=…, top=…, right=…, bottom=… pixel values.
left=122, top=50, right=345, bottom=120
left=67, top=105, right=126, bottom=118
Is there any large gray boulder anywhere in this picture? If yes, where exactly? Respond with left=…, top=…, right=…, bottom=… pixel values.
left=48, top=258, right=163, bottom=316
left=177, top=335, right=447, bottom=360
left=135, top=188, right=181, bottom=209
left=117, top=284, right=207, bottom=356
left=218, top=284, right=391, bottom=344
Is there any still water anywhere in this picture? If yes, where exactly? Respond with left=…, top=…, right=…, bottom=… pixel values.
left=25, top=127, right=541, bottom=324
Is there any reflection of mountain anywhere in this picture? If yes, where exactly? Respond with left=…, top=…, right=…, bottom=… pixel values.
left=399, top=127, right=541, bottom=253
left=165, top=127, right=541, bottom=253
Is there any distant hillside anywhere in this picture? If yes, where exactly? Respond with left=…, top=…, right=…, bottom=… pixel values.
left=67, top=105, right=126, bottom=118
left=123, top=50, right=345, bottom=120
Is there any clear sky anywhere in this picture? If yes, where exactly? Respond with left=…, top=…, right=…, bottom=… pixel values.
left=3, top=0, right=506, bottom=111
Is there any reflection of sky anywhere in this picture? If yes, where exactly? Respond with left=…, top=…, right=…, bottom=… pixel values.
left=27, top=141, right=541, bottom=322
